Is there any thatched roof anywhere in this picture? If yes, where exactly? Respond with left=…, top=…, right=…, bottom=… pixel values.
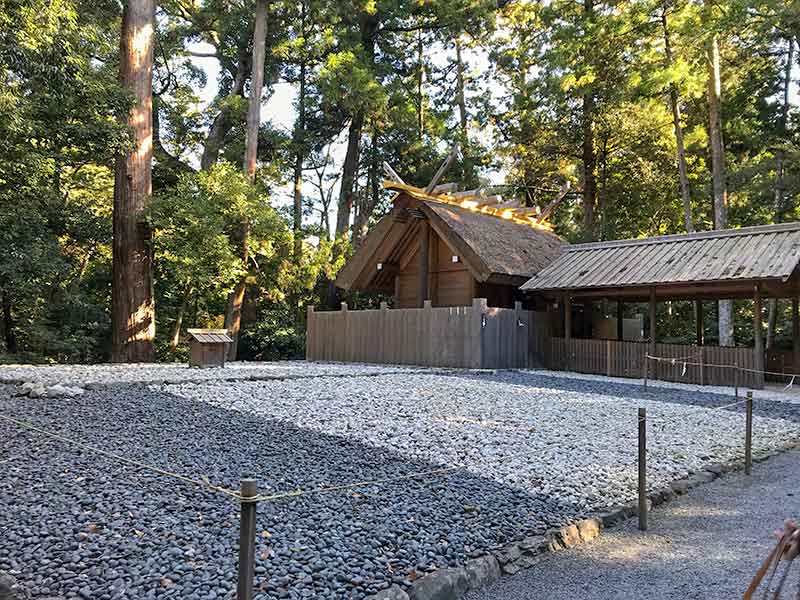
left=422, top=201, right=565, bottom=282
left=336, top=185, right=566, bottom=291
left=521, top=222, right=800, bottom=299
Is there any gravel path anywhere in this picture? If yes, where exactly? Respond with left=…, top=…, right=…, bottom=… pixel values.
left=1, top=367, right=799, bottom=599
left=0, top=361, right=431, bottom=387
left=466, top=449, right=800, bottom=600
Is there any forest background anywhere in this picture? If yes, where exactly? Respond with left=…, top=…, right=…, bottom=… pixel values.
left=1, top=0, right=798, bottom=363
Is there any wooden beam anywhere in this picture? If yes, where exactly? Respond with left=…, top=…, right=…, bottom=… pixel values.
left=418, top=221, right=430, bottom=307
left=754, top=284, right=764, bottom=375
left=424, top=144, right=460, bottom=194
left=535, top=182, right=571, bottom=224
left=481, top=194, right=503, bottom=205
left=451, top=188, right=485, bottom=200
left=431, top=182, right=459, bottom=194
left=695, top=300, right=704, bottom=346
left=512, top=206, right=540, bottom=216
left=494, top=199, right=521, bottom=210
left=616, top=300, right=623, bottom=341
left=383, top=162, right=404, bottom=184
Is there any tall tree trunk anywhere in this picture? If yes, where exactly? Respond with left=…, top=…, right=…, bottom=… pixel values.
left=581, top=0, right=597, bottom=242
left=766, top=38, right=794, bottom=350
left=705, top=8, right=732, bottom=346
left=169, top=289, right=190, bottom=351
left=292, top=1, right=308, bottom=264
left=333, top=13, right=377, bottom=241
left=334, top=111, right=365, bottom=241
left=354, top=130, right=380, bottom=248
left=662, top=9, right=693, bottom=233
left=225, top=0, right=267, bottom=361
left=328, top=12, right=377, bottom=308
left=417, top=28, right=425, bottom=139
left=112, top=0, right=156, bottom=363
left=455, top=36, right=472, bottom=182
left=1, top=290, right=17, bottom=354
left=201, top=45, right=251, bottom=170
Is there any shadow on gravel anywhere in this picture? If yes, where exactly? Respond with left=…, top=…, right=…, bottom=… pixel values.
left=438, top=369, right=800, bottom=424
left=0, top=386, right=580, bottom=600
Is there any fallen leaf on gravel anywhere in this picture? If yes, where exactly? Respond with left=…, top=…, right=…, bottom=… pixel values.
left=160, top=577, right=173, bottom=588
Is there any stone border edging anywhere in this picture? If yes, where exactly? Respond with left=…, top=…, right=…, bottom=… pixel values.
left=368, top=439, right=800, bottom=600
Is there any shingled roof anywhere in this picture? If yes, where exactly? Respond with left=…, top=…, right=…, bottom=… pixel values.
left=521, top=222, right=800, bottom=298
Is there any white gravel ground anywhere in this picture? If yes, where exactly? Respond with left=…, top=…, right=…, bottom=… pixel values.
left=527, top=367, right=800, bottom=405
left=165, top=371, right=799, bottom=512
left=0, top=361, right=431, bottom=386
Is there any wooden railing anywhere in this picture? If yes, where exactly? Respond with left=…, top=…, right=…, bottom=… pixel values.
left=306, top=299, right=550, bottom=369
left=548, top=337, right=763, bottom=389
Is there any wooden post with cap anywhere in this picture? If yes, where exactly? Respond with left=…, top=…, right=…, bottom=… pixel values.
left=237, top=479, right=258, bottom=600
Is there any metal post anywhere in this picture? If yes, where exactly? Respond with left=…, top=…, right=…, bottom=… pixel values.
left=237, top=479, right=258, bottom=600
left=745, top=392, right=753, bottom=476
left=734, top=360, right=739, bottom=398
left=638, top=407, right=647, bottom=531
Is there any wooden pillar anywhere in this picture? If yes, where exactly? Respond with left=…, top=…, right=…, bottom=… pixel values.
left=695, top=299, right=704, bottom=346
left=793, top=298, right=800, bottom=373
left=564, top=292, right=572, bottom=341
left=418, top=221, right=429, bottom=307
left=754, top=285, right=764, bottom=376
left=583, top=299, right=593, bottom=339
left=616, top=300, right=623, bottom=341
left=649, top=287, right=657, bottom=354
left=564, top=292, right=572, bottom=371
left=428, top=226, right=438, bottom=306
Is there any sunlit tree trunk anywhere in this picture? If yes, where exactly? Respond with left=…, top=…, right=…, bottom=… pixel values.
left=169, top=288, right=190, bottom=352
left=662, top=9, right=693, bottom=233
left=704, top=4, right=732, bottom=346
left=766, top=38, right=794, bottom=350
left=112, top=0, right=156, bottom=363
left=225, top=0, right=267, bottom=360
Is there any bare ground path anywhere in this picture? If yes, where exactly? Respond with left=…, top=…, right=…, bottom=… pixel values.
left=466, top=449, right=800, bottom=600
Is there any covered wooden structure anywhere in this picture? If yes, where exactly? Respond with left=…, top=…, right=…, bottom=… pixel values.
left=187, top=329, right=232, bottom=368
left=336, top=182, right=565, bottom=308
left=521, top=223, right=800, bottom=388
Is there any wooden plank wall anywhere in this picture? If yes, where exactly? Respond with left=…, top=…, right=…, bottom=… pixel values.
left=307, top=302, right=482, bottom=367
left=547, top=337, right=764, bottom=389
left=306, top=301, right=550, bottom=369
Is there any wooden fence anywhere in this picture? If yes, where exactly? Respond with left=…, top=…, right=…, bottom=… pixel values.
left=306, top=299, right=550, bottom=369
left=547, top=337, right=763, bottom=389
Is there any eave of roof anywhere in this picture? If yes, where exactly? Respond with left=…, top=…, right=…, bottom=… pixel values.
left=521, top=222, right=800, bottom=294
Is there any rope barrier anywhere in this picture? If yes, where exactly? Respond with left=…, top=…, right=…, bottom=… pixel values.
left=645, top=353, right=800, bottom=382
left=0, top=413, right=245, bottom=500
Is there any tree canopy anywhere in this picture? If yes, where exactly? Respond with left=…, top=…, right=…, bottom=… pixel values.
left=1, top=0, right=799, bottom=362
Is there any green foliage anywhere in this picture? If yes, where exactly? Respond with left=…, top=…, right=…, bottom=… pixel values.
left=4, top=0, right=800, bottom=362
left=239, top=310, right=305, bottom=361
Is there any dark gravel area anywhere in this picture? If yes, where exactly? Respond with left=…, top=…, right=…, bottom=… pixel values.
left=466, top=448, right=800, bottom=600
left=0, top=384, right=576, bottom=600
